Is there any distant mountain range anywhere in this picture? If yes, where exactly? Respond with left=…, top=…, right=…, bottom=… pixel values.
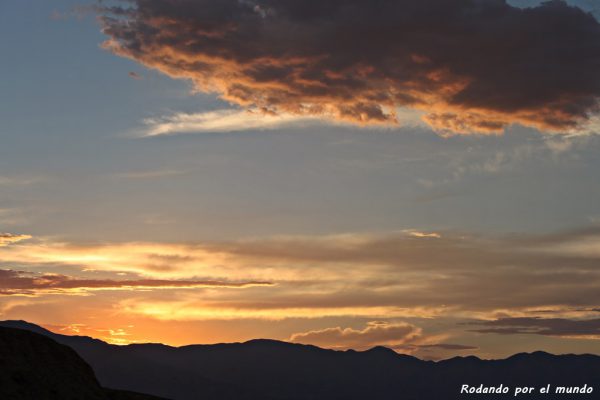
left=1, top=320, right=599, bottom=400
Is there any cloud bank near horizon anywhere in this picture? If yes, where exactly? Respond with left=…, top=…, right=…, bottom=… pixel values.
left=470, top=317, right=600, bottom=339
left=3, top=227, right=600, bottom=320
left=3, top=227, right=600, bottom=352
left=99, top=0, right=600, bottom=135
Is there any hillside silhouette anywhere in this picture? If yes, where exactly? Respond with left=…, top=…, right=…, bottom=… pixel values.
left=1, top=320, right=599, bottom=400
left=0, top=326, right=165, bottom=400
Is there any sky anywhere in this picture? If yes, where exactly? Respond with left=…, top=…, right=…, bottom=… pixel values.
left=1, top=0, right=600, bottom=360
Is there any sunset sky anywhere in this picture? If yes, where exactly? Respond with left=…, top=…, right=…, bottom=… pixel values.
left=2, top=0, right=600, bottom=360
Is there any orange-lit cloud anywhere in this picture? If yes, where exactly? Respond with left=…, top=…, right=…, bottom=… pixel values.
left=43, top=323, right=140, bottom=345
left=0, top=240, right=229, bottom=278
left=404, top=230, right=441, bottom=239
left=0, top=233, right=31, bottom=247
left=3, top=228, right=600, bottom=323
left=117, top=296, right=435, bottom=321
left=290, top=321, right=422, bottom=350
left=0, top=269, right=271, bottom=296
left=99, top=0, right=600, bottom=134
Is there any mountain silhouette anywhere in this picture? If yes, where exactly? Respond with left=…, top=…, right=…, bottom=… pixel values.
left=1, top=320, right=599, bottom=400
left=0, top=326, right=165, bottom=400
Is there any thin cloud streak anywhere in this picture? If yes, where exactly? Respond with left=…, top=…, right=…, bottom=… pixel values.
left=0, top=269, right=272, bottom=296
left=113, top=169, right=186, bottom=179
left=469, top=317, right=600, bottom=340
left=0, top=233, right=31, bottom=247
left=138, top=109, right=338, bottom=136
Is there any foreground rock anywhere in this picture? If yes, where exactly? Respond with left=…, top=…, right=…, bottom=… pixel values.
left=0, top=326, right=165, bottom=400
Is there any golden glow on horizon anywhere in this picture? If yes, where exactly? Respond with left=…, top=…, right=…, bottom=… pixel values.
left=117, top=299, right=446, bottom=321
left=3, top=229, right=600, bottom=356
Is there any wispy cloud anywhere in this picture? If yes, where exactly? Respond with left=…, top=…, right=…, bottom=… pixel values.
left=0, top=233, right=31, bottom=247
left=416, top=343, right=478, bottom=351
left=138, top=109, right=331, bottom=136
left=469, top=317, right=600, bottom=340
left=288, top=321, right=475, bottom=359
left=43, top=323, right=139, bottom=345
left=0, top=175, right=46, bottom=186
left=113, top=169, right=185, bottom=179
left=0, top=269, right=272, bottom=296
left=404, top=230, right=442, bottom=239
left=290, top=321, right=422, bottom=350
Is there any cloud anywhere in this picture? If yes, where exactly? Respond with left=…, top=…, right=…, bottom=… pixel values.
left=416, top=343, right=478, bottom=351
left=98, top=0, right=600, bottom=134
left=4, top=228, right=600, bottom=320
left=510, top=0, right=600, bottom=20
left=289, top=321, right=422, bottom=350
left=391, top=341, right=479, bottom=360
left=0, top=233, right=31, bottom=247
left=469, top=317, right=600, bottom=339
left=113, top=169, right=185, bottom=179
left=43, top=323, right=139, bottom=345
left=404, top=230, right=442, bottom=239
left=0, top=175, right=45, bottom=186
left=138, top=109, right=333, bottom=136
left=128, top=71, right=143, bottom=79
left=0, top=269, right=272, bottom=296
left=117, top=298, right=408, bottom=321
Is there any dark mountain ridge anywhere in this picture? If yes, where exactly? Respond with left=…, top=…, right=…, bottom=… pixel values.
left=1, top=320, right=599, bottom=400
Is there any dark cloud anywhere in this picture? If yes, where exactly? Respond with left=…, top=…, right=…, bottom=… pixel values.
left=128, top=71, right=143, bottom=79
left=0, top=269, right=272, bottom=295
left=392, top=343, right=479, bottom=359
left=98, top=0, right=600, bottom=134
left=416, top=343, right=478, bottom=350
left=469, top=317, right=600, bottom=338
